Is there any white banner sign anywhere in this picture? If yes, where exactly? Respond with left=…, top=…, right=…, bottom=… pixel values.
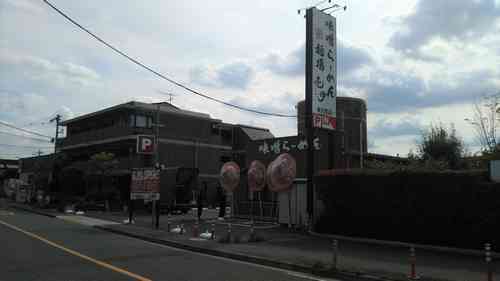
left=310, top=8, right=337, bottom=130
left=130, top=168, right=160, bottom=200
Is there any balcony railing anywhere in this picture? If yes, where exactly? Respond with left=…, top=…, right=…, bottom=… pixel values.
left=61, top=127, right=153, bottom=147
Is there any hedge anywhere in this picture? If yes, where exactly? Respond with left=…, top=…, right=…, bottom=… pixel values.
left=315, top=170, right=500, bottom=250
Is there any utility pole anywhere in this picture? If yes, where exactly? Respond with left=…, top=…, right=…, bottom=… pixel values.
left=33, top=149, right=43, bottom=197
left=305, top=7, right=314, bottom=230
left=152, top=103, right=164, bottom=229
left=50, top=114, right=62, bottom=153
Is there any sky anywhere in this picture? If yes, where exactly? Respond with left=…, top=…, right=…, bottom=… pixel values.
left=1, top=0, right=499, bottom=159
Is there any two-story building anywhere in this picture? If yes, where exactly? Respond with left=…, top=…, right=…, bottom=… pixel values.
left=23, top=101, right=272, bottom=207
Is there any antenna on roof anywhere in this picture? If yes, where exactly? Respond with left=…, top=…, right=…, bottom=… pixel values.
left=156, top=90, right=176, bottom=104
left=297, top=0, right=347, bottom=15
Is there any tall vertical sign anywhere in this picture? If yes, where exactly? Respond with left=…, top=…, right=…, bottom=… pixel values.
left=305, top=7, right=337, bottom=227
left=307, top=8, right=337, bottom=130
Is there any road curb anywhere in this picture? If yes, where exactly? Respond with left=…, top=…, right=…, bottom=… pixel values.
left=9, top=204, right=58, bottom=218
left=309, top=231, right=500, bottom=258
left=94, top=225, right=444, bottom=281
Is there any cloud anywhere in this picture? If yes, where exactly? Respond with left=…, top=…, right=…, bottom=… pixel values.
left=189, top=61, right=255, bottom=90
left=260, top=45, right=304, bottom=77
left=343, top=68, right=498, bottom=113
left=260, top=41, right=374, bottom=77
left=238, top=92, right=298, bottom=115
left=389, top=0, right=500, bottom=53
left=62, top=62, right=100, bottom=81
left=1, top=0, right=43, bottom=14
left=55, top=106, right=75, bottom=121
left=369, top=118, right=422, bottom=138
left=0, top=51, right=100, bottom=89
left=339, top=41, right=375, bottom=74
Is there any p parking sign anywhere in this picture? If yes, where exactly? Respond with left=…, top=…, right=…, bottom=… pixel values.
left=137, top=135, right=155, bottom=154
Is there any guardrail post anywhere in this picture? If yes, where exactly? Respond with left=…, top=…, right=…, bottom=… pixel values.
left=166, top=214, right=170, bottom=232
left=331, top=239, right=338, bottom=270
left=193, top=220, right=199, bottom=237
left=211, top=223, right=216, bottom=240
left=485, top=243, right=492, bottom=281
left=227, top=223, right=232, bottom=242
left=408, top=246, right=419, bottom=280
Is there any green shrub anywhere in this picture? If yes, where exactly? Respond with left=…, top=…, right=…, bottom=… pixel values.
left=315, top=170, right=500, bottom=250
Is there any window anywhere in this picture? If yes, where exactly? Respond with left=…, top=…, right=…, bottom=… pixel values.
left=129, top=114, right=152, bottom=128
left=136, top=115, right=147, bottom=127
left=147, top=116, right=153, bottom=128
left=129, top=114, right=135, bottom=127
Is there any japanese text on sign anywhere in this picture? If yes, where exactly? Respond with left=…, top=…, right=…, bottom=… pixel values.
left=310, top=8, right=337, bottom=130
left=258, top=138, right=321, bottom=155
left=130, top=168, right=160, bottom=200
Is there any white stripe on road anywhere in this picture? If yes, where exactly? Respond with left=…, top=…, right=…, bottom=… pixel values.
left=57, top=215, right=119, bottom=226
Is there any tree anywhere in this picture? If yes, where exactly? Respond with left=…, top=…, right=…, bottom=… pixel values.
left=417, top=123, right=465, bottom=169
left=465, top=93, right=500, bottom=155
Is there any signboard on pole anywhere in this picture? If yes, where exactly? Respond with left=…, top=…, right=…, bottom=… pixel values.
left=306, top=7, right=337, bottom=130
left=130, top=168, right=160, bottom=200
left=136, top=135, right=155, bottom=154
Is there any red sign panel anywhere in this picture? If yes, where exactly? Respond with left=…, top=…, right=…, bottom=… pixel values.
left=313, top=114, right=336, bottom=129
left=130, top=168, right=160, bottom=200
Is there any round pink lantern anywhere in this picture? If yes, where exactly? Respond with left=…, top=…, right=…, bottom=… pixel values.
left=266, top=160, right=275, bottom=191
left=268, top=153, right=297, bottom=192
left=220, top=161, right=240, bottom=192
left=248, top=160, right=266, bottom=192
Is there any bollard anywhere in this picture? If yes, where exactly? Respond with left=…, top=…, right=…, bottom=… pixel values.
left=211, top=223, right=216, bottom=240
left=193, top=221, right=199, bottom=238
left=408, top=246, right=419, bottom=280
left=249, top=223, right=256, bottom=242
left=485, top=243, right=492, bottom=281
left=166, top=215, right=170, bottom=232
left=331, top=239, right=338, bottom=270
left=227, top=223, right=232, bottom=242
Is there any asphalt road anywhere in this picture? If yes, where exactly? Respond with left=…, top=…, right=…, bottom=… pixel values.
left=0, top=209, right=340, bottom=281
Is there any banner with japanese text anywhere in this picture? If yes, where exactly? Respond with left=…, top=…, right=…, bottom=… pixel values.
left=308, top=8, right=337, bottom=130
left=130, top=168, right=160, bottom=200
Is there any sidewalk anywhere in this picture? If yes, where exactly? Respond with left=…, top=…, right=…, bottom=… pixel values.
left=8, top=202, right=499, bottom=281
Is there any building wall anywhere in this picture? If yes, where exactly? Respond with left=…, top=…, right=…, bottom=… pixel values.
left=58, top=103, right=242, bottom=202
left=296, top=96, right=367, bottom=168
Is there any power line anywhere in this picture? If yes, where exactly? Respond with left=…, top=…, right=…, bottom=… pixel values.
left=0, top=120, right=53, bottom=139
left=23, top=121, right=51, bottom=127
left=0, top=143, right=53, bottom=149
left=22, top=111, right=60, bottom=127
left=41, top=0, right=297, bottom=118
left=0, top=130, right=53, bottom=143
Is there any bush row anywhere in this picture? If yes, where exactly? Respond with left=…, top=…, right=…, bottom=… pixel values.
left=315, top=170, right=500, bottom=250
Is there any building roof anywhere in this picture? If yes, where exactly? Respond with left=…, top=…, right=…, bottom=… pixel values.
left=238, top=124, right=274, bottom=140
left=61, top=101, right=212, bottom=125
left=0, top=159, right=18, bottom=169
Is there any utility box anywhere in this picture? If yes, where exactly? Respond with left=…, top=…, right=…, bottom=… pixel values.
left=491, top=160, right=500, bottom=183
left=278, top=179, right=308, bottom=227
